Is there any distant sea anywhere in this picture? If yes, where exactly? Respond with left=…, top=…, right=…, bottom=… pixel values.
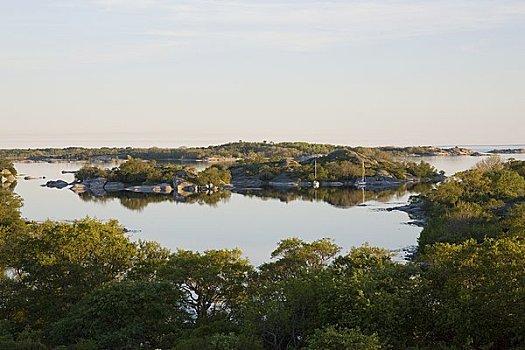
left=1, top=132, right=524, bottom=151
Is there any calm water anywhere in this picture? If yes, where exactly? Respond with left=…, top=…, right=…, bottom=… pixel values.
left=12, top=152, right=525, bottom=264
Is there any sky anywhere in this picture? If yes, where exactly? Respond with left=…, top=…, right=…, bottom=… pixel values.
left=1, top=0, right=524, bottom=148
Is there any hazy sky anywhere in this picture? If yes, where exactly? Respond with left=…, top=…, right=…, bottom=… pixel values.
left=1, top=0, right=524, bottom=148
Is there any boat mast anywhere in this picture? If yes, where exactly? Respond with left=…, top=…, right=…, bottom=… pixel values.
left=314, top=158, right=317, bottom=180
left=361, top=160, right=365, bottom=182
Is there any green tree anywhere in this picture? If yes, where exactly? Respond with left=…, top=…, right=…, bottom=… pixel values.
left=126, top=240, right=171, bottom=281
left=196, top=166, right=232, bottom=186
left=420, top=237, right=525, bottom=349
left=75, top=166, right=107, bottom=181
left=259, top=238, right=341, bottom=279
left=0, top=219, right=136, bottom=329
left=319, top=246, right=419, bottom=348
left=50, top=281, right=187, bottom=349
left=243, top=239, right=341, bottom=349
left=305, top=326, right=381, bottom=350
left=161, top=249, right=253, bottom=322
left=0, top=189, right=23, bottom=231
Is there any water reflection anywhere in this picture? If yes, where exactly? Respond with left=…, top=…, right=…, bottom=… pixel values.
left=73, top=183, right=432, bottom=212
left=77, top=190, right=232, bottom=211
left=233, top=183, right=431, bottom=209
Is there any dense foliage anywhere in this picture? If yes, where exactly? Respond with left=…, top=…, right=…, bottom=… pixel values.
left=420, top=156, right=525, bottom=247
left=0, top=159, right=523, bottom=349
left=0, top=160, right=16, bottom=176
left=231, top=149, right=439, bottom=182
left=75, top=159, right=231, bottom=186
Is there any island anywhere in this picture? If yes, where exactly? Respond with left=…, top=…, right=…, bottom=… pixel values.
left=0, top=141, right=487, bottom=164
left=42, top=148, right=443, bottom=200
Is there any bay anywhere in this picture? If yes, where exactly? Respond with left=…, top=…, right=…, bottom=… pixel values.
left=12, top=151, right=525, bottom=264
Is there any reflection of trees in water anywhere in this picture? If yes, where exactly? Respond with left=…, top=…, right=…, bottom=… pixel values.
left=77, top=190, right=232, bottom=211
left=76, top=183, right=432, bottom=211
left=234, top=183, right=431, bottom=209
left=184, top=191, right=231, bottom=207
left=78, top=191, right=175, bottom=211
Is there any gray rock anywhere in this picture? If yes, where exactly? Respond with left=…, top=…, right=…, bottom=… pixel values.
left=83, top=177, right=107, bottom=190
left=104, top=182, right=125, bottom=192
left=46, top=180, right=69, bottom=189
left=269, top=181, right=299, bottom=188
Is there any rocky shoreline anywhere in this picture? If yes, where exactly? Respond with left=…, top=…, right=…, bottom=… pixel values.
left=43, top=173, right=419, bottom=198
left=387, top=199, right=427, bottom=227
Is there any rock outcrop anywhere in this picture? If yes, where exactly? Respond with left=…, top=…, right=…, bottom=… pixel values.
left=45, top=180, right=69, bottom=189
left=82, top=177, right=108, bottom=196
left=104, top=182, right=125, bottom=192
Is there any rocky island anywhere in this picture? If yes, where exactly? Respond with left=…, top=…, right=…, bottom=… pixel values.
left=43, top=148, right=443, bottom=200
left=488, top=148, right=525, bottom=154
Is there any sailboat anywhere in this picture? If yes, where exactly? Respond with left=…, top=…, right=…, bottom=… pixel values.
left=312, top=158, right=320, bottom=189
left=354, top=160, right=366, bottom=189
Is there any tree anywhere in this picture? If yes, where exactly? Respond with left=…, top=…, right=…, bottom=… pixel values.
left=420, top=237, right=525, bottom=349
left=113, top=158, right=157, bottom=184
left=305, top=326, right=381, bottom=350
left=75, top=166, right=107, bottom=181
left=0, top=219, right=136, bottom=329
left=258, top=238, right=341, bottom=279
left=161, top=249, right=253, bottom=322
left=126, top=240, right=171, bottom=281
left=196, top=166, right=232, bottom=186
left=243, top=239, right=341, bottom=349
left=0, top=189, right=23, bottom=231
left=319, top=246, right=419, bottom=348
left=50, top=281, right=187, bottom=349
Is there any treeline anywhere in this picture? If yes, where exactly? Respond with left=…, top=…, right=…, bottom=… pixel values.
left=76, top=159, right=231, bottom=186
left=1, top=160, right=524, bottom=349
left=0, top=142, right=464, bottom=162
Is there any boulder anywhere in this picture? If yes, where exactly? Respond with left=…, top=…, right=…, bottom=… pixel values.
left=70, top=183, right=87, bottom=194
left=83, top=177, right=107, bottom=190
left=46, top=180, right=69, bottom=189
left=160, top=183, right=173, bottom=193
left=104, top=182, right=125, bottom=192
left=175, top=180, right=196, bottom=193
